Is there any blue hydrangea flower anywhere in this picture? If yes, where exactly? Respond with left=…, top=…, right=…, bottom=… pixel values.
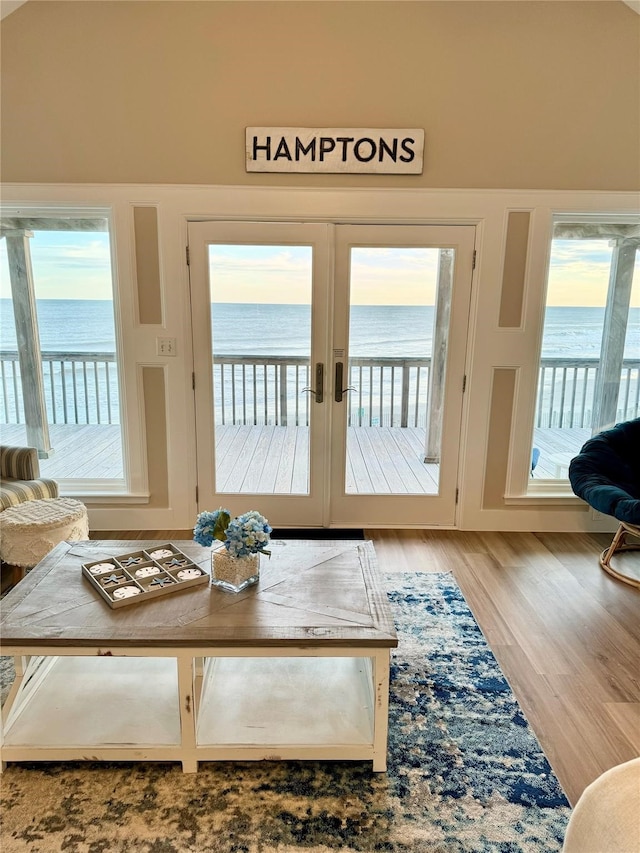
left=193, top=507, right=271, bottom=556
left=223, top=510, right=272, bottom=558
left=193, top=507, right=231, bottom=548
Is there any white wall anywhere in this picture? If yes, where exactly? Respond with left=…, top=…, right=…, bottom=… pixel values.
left=3, top=182, right=636, bottom=532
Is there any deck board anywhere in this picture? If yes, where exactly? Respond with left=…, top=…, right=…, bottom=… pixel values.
left=217, top=426, right=259, bottom=491
left=0, top=423, right=591, bottom=494
left=0, top=424, right=125, bottom=479
left=365, top=427, right=414, bottom=493
left=531, top=427, right=590, bottom=478
left=348, top=426, right=395, bottom=493
left=389, top=427, right=440, bottom=492
left=291, top=427, right=309, bottom=495
left=346, top=429, right=373, bottom=494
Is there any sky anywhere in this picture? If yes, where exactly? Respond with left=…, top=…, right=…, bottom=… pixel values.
left=0, top=231, right=114, bottom=300
left=0, top=231, right=639, bottom=308
left=207, top=246, right=441, bottom=306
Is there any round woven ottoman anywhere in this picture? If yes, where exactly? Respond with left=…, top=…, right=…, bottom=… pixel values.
left=0, top=497, right=89, bottom=568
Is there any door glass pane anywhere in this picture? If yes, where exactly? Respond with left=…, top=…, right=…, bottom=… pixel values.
left=0, top=220, right=124, bottom=481
left=208, top=244, right=312, bottom=494
left=345, top=247, right=454, bottom=495
left=531, top=222, right=639, bottom=481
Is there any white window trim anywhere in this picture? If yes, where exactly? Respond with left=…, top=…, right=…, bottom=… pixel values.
left=1, top=184, right=638, bottom=532
left=0, top=201, right=149, bottom=500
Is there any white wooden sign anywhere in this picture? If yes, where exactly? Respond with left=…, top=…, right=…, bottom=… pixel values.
left=246, top=127, right=424, bottom=174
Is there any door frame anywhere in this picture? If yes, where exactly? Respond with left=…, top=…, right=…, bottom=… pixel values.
left=329, top=224, right=476, bottom=527
left=188, top=219, right=475, bottom=528
left=187, top=220, right=332, bottom=527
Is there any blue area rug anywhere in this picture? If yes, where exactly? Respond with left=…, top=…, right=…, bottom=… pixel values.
left=0, top=572, right=570, bottom=852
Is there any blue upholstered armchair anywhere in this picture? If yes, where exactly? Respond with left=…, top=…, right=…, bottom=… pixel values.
left=0, top=445, right=59, bottom=512
left=568, top=419, right=640, bottom=588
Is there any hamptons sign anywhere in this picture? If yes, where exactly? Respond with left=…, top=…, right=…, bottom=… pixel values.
left=246, top=127, right=424, bottom=174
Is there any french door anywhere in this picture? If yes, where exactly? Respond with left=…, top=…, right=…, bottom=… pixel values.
left=188, top=221, right=475, bottom=528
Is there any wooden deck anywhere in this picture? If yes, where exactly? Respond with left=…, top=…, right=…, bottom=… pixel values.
left=530, top=426, right=591, bottom=478
left=0, top=424, right=125, bottom=479
left=0, top=423, right=591, bottom=492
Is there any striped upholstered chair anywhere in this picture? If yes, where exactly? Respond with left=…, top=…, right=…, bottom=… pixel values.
left=0, top=445, right=59, bottom=512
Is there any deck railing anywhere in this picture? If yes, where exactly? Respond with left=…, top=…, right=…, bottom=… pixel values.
left=536, top=357, right=640, bottom=428
left=0, top=351, right=118, bottom=425
left=346, top=357, right=431, bottom=427
left=212, top=355, right=433, bottom=428
left=1, top=351, right=638, bottom=431
left=213, top=355, right=312, bottom=427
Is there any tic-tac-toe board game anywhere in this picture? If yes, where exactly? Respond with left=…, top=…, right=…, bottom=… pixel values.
left=82, top=543, right=208, bottom=608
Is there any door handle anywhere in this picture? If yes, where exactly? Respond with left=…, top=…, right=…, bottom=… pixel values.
left=302, top=362, right=324, bottom=403
left=334, top=361, right=356, bottom=403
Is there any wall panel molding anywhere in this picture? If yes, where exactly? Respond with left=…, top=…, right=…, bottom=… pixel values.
left=2, top=184, right=637, bottom=531
left=133, top=205, right=162, bottom=325
left=499, top=210, right=531, bottom=328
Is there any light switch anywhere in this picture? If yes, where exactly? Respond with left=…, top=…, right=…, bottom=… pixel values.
left=156, top=337, right=177, bottom=356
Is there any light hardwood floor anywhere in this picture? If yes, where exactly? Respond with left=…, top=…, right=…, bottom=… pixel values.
left=91, top=527, right=639, bottom=806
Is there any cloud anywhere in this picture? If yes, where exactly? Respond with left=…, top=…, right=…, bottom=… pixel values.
left=208, top=245, right=441, bottom=305
left=548, top=239, right=640, bottom=307
left=209, top=247, right=313, bottom=303
left=349, top=248, right=440, bottom=305
left=0, top=233, right=113, bottom=300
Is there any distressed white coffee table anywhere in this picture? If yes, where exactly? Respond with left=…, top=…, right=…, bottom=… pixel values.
left=0, top=539, right=397, bottom=772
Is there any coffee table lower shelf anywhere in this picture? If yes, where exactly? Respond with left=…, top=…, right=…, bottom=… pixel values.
left=0, top=647, right=391, bottom=772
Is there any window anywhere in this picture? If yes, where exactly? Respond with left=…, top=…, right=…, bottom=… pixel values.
left=530, top=218, right=639, bottom=482
left=0, top=212, right=124, bottom=487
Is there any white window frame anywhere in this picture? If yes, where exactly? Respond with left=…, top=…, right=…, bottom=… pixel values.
left=0, top=202, right=149, bottom=501
left=510, top=211, right=640, bottom=501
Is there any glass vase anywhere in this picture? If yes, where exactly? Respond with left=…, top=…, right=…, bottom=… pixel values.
left=211, top=549, right=260, bottom=593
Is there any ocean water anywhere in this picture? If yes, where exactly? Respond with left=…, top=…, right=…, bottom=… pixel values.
left=1, top=299, right=638, bottom=429
left=1, top=299, right=639, bottom=358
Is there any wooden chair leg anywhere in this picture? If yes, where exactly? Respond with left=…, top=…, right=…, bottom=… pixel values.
left=599, top=522, right=640, bottom=588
